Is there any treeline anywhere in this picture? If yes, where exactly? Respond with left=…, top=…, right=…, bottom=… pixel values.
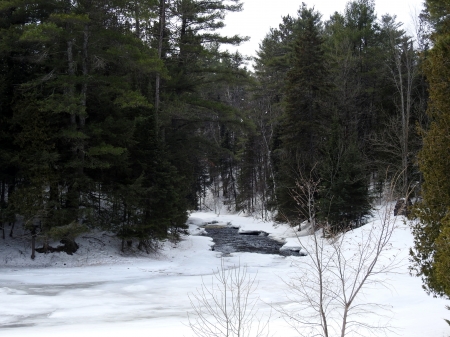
left=0, top=0, right=430, bottom=256
left=0, top=0, right=252, bottom=254
left=249, top=0, right=427, bottom=227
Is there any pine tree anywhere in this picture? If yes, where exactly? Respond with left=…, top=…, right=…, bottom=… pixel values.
left=2, top=0, right=167, bottom=253
left=158, top=0, right=250, bottom=210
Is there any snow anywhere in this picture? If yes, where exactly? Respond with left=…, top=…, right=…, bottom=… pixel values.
left=0, top=207, right=449, bottom=337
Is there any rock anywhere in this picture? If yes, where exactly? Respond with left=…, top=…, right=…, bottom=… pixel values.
left=279, top=245, right=308, bottom=256
left=35, top=239, right=79, bottom=255
left=394, top=198, right=412, bottom=216
left=238, top=230, right=268, bottom=236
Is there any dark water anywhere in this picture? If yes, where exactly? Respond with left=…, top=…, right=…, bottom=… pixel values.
left=203, top=226, right=299, bottom=256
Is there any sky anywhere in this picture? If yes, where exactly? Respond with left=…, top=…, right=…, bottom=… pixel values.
left=220, top=0, right=425, bottom=65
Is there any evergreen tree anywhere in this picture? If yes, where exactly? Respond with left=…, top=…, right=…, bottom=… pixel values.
left=318, top=115, right=371, bottom=229
left=0, top=0, right=173, bottom=253
left=252, top=15, right=304, bottom=214
left=158, top=0, right=250, bottom=210
left=412, top=0, right=450, bottom=298
left=274, top=5, right=328, bottom=223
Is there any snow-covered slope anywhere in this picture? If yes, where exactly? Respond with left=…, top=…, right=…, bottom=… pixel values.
left=0, top=208, right=448, bottom=337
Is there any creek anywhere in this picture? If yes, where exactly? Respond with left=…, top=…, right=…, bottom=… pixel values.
left=202, top=226, right=301, bottom=256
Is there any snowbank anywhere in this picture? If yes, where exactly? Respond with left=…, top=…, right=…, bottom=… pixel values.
left=0, top=208, right=448, bottom=337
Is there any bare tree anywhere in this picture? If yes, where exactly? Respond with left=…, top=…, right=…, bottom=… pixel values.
left=187, top=258, right=270, bottom=337
left=372, top=16, right=422, bottom=198
left=277, top=174, right=403, bottom=337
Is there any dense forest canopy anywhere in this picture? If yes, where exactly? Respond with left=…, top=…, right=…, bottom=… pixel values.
left=0, top=0, right=448, bottom=303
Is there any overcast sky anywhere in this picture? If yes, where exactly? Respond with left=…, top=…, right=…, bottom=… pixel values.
left=220, top=0, right=425, bottom=66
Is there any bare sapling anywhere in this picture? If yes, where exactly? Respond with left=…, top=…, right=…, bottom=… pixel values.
left=278, top=173, right=404, bottom=337
left=187, top=258, right=270, bottom=337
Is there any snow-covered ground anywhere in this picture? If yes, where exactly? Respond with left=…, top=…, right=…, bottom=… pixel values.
left=0, top=208, right=449, bottom=337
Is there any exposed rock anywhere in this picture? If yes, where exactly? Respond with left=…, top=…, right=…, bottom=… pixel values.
left=188, top=226, right=207, bottom=236
left=35, top=239, right=79, bottom=255
left=280, top=245, right=308, bottom=256
left=238, top=230, right=268, bottom=236
left=202, top=221, right=229, bottom=228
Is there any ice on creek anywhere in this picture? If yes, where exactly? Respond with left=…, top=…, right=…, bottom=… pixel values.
left=0, top=208, right=449, bottom=337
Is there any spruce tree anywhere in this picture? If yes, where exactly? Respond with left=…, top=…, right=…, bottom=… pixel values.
left=274, top=5, right=328, bottom=223
left=317, top=115, right=371, bottom=230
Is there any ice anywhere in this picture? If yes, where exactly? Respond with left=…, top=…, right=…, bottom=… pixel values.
left=0, top=208, right=448, bottom=337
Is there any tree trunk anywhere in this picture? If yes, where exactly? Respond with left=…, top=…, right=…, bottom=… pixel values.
left=0, top=179, right=5, bottom=240
left=340, top=306, right=349, bottom=337
left=7, top=180, right=15, bottom=238
left=390, top=36, right=416, bottom=197
left=9, top=221, right=15, bottom=238
left=0, top=179, right=5, bottom=206
left=229, top=165, right=237, bottom=208
left=79, top=23, right=88, bottom=168
left=155, top=0, right=167, bottom=131
left=135, top=3, right=140, bottom=38
left=67, top=39, right=76, bottom=127
left=66, top=38, right=79, bottom=213
left=31, top=225, right=37, bottom=260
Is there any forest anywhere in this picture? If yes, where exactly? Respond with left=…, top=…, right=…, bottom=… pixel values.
left=0, top=0, right=449, bottom=300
